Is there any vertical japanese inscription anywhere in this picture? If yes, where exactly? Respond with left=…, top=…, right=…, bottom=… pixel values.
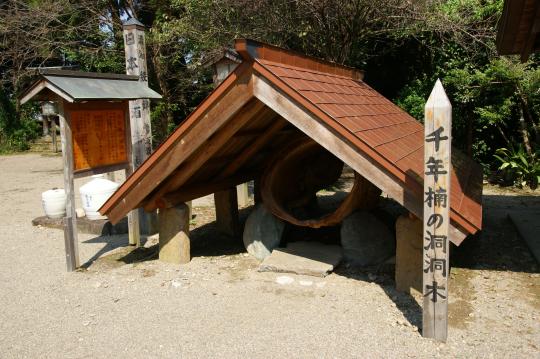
left=422, top=80, right=451, bottom=342
left=122, top=20, right=152, bottom=169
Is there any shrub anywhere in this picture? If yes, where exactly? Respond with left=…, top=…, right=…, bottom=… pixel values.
left=493, top=145, right=539, bottom=189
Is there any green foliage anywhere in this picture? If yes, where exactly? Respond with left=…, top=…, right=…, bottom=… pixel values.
left=0, top=87, right=39, bottom=153
left=0, top=0, right=538, bottom=192
left=494, top=145, right=540, bottom=189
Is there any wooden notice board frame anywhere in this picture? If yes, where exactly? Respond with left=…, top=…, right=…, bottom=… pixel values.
left=63, top=101, right=131, bottom=179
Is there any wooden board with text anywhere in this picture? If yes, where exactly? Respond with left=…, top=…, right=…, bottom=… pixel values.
left=70, top=109, right=128, bottom=172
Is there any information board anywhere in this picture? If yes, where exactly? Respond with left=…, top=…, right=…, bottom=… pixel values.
left=71, top=109, right=128, bottom=171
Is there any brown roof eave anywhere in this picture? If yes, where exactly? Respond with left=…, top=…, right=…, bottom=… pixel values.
left=251, top=60, right=480, bottom=235
left=99, top=61, right=254, bottom=219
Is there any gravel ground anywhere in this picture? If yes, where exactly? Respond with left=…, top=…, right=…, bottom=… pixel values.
left=0, top=153, right=538, bottom=358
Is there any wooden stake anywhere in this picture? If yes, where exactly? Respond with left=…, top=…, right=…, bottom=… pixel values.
left=422, top=79, right=452, bottom=342
left=58, top=101, right=79, bottom=271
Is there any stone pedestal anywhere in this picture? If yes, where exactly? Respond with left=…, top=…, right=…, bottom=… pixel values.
left=159, top=203, right=190, bottom=264
left=395, top=214, right=423, bottom=294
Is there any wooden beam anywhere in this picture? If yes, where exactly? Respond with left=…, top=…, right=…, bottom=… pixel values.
left=104, top=65, right=254, bottom=223
left=157, top=170, right=260, bottom=208
left=251, top=72, right=468, bottom=245
left=144, top=99, right=265, bottom=212
left=218, top=116, right=285, bottom=179
left=58, top=101, right=79, bottom=271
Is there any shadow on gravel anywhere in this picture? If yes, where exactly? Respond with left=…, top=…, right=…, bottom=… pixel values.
left=451, top=194, right=539, bottom=274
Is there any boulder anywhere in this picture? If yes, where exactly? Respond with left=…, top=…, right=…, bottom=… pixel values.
left=340, top=211, right=395, bottom=266
left=243, top=204, right=285, bottom=260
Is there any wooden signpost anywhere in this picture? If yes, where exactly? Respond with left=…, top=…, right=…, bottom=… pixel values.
left=123, top=18, right=155, bottom=240
left=422, top=79, right=452, bottom=342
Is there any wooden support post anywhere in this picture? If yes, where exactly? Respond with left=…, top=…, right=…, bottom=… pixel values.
left=159, top=203, right=190, bottom=264
left=123, top=18, right=157, bottom=236
left=42, top=115, right=49, bottom=136
left=214, top=188, right=241, bottom=237
left=58, top=101, right=79, bottom=271
left=422, top=79, right=452, bottom=342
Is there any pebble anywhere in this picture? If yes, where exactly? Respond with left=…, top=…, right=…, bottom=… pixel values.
left=171, top=279, right=186, bottom=288
left=276, top=276, right=294, bottom=285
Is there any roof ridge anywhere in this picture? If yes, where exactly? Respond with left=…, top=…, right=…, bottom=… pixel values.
left=235, top=39, right=364, bottom=81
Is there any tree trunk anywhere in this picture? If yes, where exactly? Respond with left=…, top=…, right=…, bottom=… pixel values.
left=519, top=108, right=533, bottom=158
left=466, top=112, right=473, bottom=156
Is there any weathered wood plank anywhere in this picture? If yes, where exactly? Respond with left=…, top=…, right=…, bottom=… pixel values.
left=422, top=79, right=451, bottom=342
left=218, top=115, right=285, bottom=179
left=58, top=101, right=79, bottom=271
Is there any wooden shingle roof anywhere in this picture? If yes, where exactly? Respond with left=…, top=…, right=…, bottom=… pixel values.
left=100, top=39, right=482, bottom=245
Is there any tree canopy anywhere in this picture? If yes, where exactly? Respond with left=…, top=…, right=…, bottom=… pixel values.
left=0, top=0, right=538, bottom=187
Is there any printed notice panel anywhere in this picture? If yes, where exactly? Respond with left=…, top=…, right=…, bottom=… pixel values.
left=71, top=110, right=127, bottom=171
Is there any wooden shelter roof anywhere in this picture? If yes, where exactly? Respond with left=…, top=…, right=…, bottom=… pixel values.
left=19, top=69, right=162, bottom=104
left=497, top=0, right=540, bottom=61
left=100, top=39, right=482, bottom=245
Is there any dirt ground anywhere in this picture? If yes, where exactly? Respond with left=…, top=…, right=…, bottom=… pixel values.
left=0, top=152, right=539, bottom=358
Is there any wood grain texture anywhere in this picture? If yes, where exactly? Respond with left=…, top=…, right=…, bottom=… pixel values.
left=143, top=98, right=264, bottom=212
left=103, top=65, right=254, bottom=223
left=58, top=101, right=79, bottom=271
left=422, top=80, right=451, bottom=342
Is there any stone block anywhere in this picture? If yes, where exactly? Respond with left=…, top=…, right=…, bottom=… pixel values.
left=395, top=214, right=423, bottom=294
left=259, top=241, right=342, bottom=277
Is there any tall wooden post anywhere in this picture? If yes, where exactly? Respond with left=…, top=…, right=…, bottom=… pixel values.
left=123, top=18, right=156, bottom=240
left=58, top=101, right=79, bottom=271
left=422, top=79, right=452, bottom=342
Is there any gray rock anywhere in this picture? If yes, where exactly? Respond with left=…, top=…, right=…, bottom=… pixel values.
left=340, top=211, right=395, bottom=266
left=259, top=241, right=342, bottom=277
left=243, top=204, right=285, bottom=260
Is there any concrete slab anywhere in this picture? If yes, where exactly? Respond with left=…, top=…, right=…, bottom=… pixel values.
left=259, top=241, right=342, bottom=277
left=32, top=215, right=128, bottom=235
left=508, top=210, right=540, bottom=263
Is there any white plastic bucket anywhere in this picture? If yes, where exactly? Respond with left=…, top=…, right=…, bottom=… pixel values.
left=42, top=188, right=67, bottom=219
left=79, top=174, right=119, bottom=220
